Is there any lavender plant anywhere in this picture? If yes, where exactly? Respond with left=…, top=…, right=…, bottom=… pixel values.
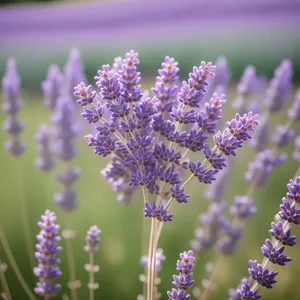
left=74, top=49, right=259, bottom=299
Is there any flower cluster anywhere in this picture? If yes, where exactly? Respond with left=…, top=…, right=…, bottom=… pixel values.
left=34, top=210, right=62, bottom=297
left=74, top=50, right=259, bottom=221
left=229, top=176, right=300, bottom=299
left=1, top=58, right=27, bottom=156
left=168, top=250, right=195, bottom=300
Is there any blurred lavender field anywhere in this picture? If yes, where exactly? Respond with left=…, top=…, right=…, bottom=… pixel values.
left=1, top=0, right=300, bottom=89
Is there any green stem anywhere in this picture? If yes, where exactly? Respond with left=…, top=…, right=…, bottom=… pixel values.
left=89, top=252, right=95, bottom=300
left=66, top=234, right=78, bottom=300
left=15, top=161, right=35, bottom=269
left=146, top=218, right=156, bottom=300
left=198, top=255, right=224, bottom=300
left=0, top=223, right=36, bottom=300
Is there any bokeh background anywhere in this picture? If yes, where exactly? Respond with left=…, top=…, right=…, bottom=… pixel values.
left=1, top=0, right=300, bottom=299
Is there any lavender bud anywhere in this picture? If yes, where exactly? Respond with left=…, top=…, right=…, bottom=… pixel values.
left=230, top=196, right=257, bottom=219
left=34, top=210, right=62, bottom=297
left=84, top=225, right=101, bottom=253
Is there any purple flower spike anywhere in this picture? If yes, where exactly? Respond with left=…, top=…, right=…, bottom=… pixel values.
left=265, top=59, right=293, bottom=112
left=286, top=177, right=300, bottom=203
left=229, top=278, right=261, bottom=300
left=170, top=185, right=190, bottom=204
left=2, top=58, right=27, bottom=157
left=74, top=82, right=97, bottom=106
left=167, top=288, right=190, bottom=300
left=272, top=125, right=295, bottom=148
left=178, top=62, right=216, bottom=108
left=41, top=64, right=63, bottom=109
left=293, top=136, right=300, bottom=162
left=203, top=144, right=227, bottom=170
left=144, top=201, right=174, bottom=222
left=230, top=196, right=257, bottom=219
left=269, top=221, right=296, bottom=246
left=248, top=260, right=278, bottom=288
left=84, top=225, right=101, bottom=253
left=288, top=87, right=300, bottom=120
left=261, top=239, right=292, bottom=266
left=35, top=124, right=55, bottom=172
left=34, top=210, right=62, bottom=297
left=279, top=197, right=300, bottom=224
left=152, top=56, right=179, bottom=112
left=168, top=250, right=195, bottom=299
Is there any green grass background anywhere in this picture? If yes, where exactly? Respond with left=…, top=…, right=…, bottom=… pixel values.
left=0, top=83, right=300, bottom=299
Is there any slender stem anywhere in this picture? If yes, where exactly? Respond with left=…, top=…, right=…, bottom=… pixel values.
left=89, top=252, right=95, bottom=300
left=0, top=257, right=11, bottom=300
left=0, top=223, right=36, bottom=300
left=199, top=255, right=224, bottom=300
left=147, top=218, right=156, bottom=300
left=44, top=296, right=49, bottom=300
left=15, top=161, right=35, bottom=269
left=66, top=235, right=78, bottom=300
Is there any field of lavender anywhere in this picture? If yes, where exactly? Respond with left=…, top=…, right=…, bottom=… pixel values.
left=0, top=45, right=300, bottom=300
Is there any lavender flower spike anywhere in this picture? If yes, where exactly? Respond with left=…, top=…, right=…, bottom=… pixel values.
left=34, top=210, right=62, bottom=297
left=41, top=64, right=63, bottom=109
left=35, top=124, right=55, bottom=172
left=288, top=87, right=300, bottom=120
left=2, top=58, right=27, bottom=156
left=230, top=176, right=300, bottom=298
left=168, top=250, right=195, bottom=300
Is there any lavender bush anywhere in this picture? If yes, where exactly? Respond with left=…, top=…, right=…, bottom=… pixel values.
left=0, top=49, right=299, bottom=300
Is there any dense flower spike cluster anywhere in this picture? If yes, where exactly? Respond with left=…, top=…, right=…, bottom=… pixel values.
left=229, top=177, right=300, bottom=299
left=74, top=50, right=259, bottom=222
left=41, top=64, right=64, bottom=109
left=35, top=124, right=55, bottom=172
left=167, top=250, right=195, bottom=300
left=1, top=58, right=27, bottom=156
left=34, top=210, right=62, bottom=297
left=52, top=96, right=80, bottom=211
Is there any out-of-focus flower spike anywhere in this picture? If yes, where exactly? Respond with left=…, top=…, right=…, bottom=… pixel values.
left=265, top=59, right=293, bottom=112
left=233, top=65, right=257, bottom=114
left=63, top=48, right=86, bottom=98
left=288, top=87, right=300, bottom=120
left=2, top=57, right=27, bottom=156
left=41, top=64, right=63, bottom=109
left=35, top=124, right=55, bottom=172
